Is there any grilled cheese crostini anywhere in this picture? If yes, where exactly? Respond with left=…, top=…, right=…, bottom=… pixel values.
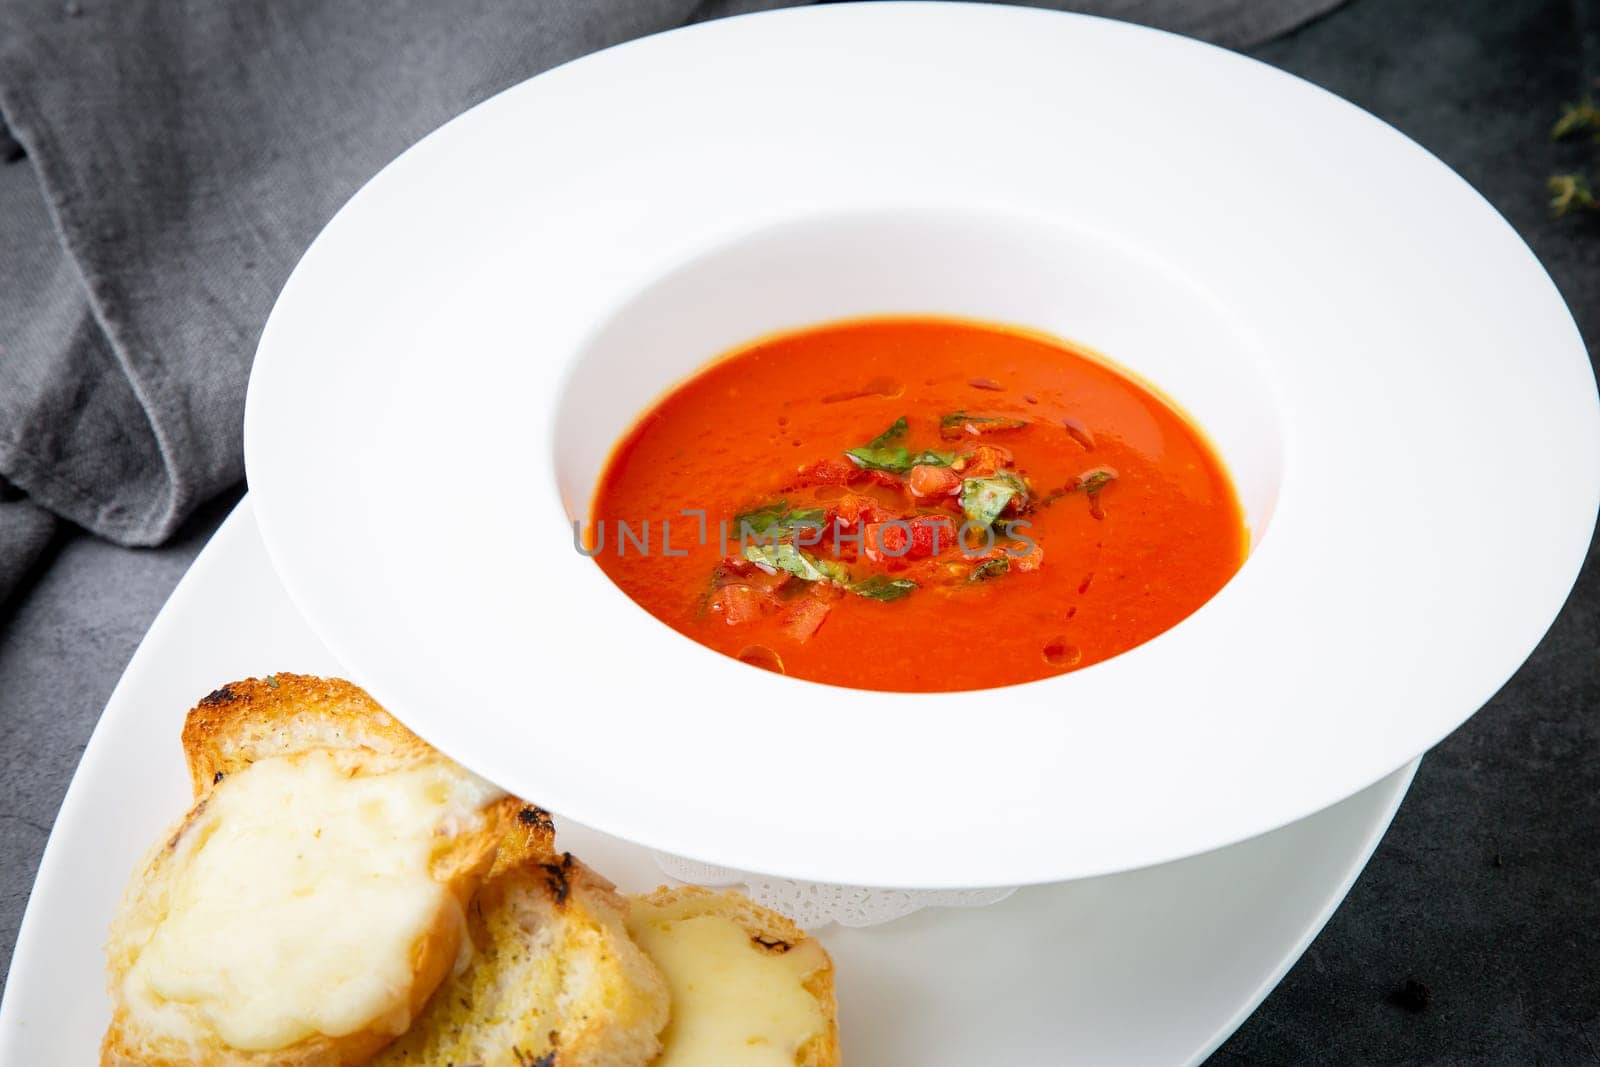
left=102, top=675, right=522, bottom=1067
left=370, top=808, right=669, bottom=1067
left=627, top=887, right=839, bottom=1067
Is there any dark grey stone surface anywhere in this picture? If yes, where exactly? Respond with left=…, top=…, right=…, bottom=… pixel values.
left=0, top=487, right=241, bottom=975
left=0, top=0, right=1595, bottom=1061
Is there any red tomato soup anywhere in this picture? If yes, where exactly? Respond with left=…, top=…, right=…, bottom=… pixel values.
left=589, top=316, right=1246, bottom=692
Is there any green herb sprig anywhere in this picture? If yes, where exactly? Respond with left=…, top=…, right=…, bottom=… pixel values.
left=733, top=499, right=826, bottom=539
left=743, top=543, right=848, bottom=583
left=1553, top=99, right=1600, bottom=141
left=845, top=417, right=957, bottom=473
left=849, top=575, right=918, bottom=601
left=1550, top=97, right=1600, bottom=217
left=960, top=471, right=1029, bottom=528
left=939, top=411, right=1029, bottom=440
left=968, top=558, right=1010, bottom=582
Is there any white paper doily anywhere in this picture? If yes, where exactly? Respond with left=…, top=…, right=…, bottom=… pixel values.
left=653, top=853, right=1016, bottom=930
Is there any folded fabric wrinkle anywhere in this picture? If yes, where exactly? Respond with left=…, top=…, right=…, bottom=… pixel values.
left=0, top=0, right=1342, bottom=608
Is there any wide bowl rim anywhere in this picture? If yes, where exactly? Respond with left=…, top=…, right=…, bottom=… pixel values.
left=244, top=1, right=1599, bottom=887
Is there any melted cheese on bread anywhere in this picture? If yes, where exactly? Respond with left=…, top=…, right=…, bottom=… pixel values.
left=627, top=893, right=829, bottom=1067
left=121, top=749, right=502, bottom=1051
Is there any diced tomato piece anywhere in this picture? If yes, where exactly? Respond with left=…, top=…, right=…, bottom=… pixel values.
left=1010, top=543, right=1045, bottom=572
left=862, top=522, right=890, bottom=561
left=808, top=579, right=847, bottom=602
left=863, top=515, right=955, bottom=562
left=907, top=464, right=963, bottom=499
left=861, top=522, right=895, bottom=562
left=789, top=458, right=856, bottom=488
left=910, top=515, right=956, bottom=558
left=711, top=584, right=774, bottom=625
left=713, top=556, right=789, bottom=594
left=861, top=468, right=905, bottom=490
left=959, top=444, right=1014, bottom=478
left=789, top=458, right=905, bottom=492
left=712, top=556, right=757, bottom=581
left=828, top=491, right=881, bottom=527
left=779, top=598, right=831, bottom=643
left=749, top=569, right=792, bottom=594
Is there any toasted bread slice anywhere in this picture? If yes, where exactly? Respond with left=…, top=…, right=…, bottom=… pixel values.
left=369, top=813, right=669, bottom=1067
left=627, top=887, right=839, bottom=1067
left=103, top=675, right=523, bottom=1067
left=179, top=673, right=440, bottom=797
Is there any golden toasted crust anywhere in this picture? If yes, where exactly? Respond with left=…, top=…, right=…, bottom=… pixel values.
left=634, top=887, right=839, bottom=1067
left=103, top=675, right=522, bottom=1067
left=369, top=828, right=669, bottom=1067
left=180, top=673, right=438, bottom=796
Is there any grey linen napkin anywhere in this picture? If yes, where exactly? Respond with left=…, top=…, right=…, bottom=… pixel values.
left=0, top=0, right=1342, bottom=606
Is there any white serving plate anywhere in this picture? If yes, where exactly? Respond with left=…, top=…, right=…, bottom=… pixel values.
left=244, top=2, right=1599, bottom=886
left=0, top=498, right=1416, bottom=1065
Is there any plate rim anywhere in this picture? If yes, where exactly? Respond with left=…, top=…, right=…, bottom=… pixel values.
left=0, top=495, right=1421, bottom=1066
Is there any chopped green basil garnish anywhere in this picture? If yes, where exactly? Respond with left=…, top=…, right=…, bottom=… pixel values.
left=1073, top=467, right=1117, bottom=494
left=742, top=543, right=848, bottom=584
left=734, top=499, right=826, bottom=539
left=849, top=575, right=918, bottom=601
left=844, top=416, right=956, bottom=473
left=1042, top=466, right=1119, bottom=506
left=853, top=416, right=907, bottom=451
left=968, top=558, right=1010, bottom=582
left=960, top=471, right=1029, bottom=528
left=939, top=411, right=1029, bottom=440
left=910, top=449, right=959, bottom=469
